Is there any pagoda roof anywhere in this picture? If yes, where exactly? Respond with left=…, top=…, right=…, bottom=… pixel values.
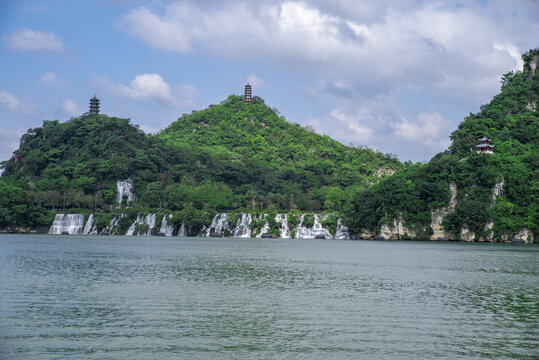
left=475, top=144, right=494, bottom=148
left=478, top=136, right=490, bottom=141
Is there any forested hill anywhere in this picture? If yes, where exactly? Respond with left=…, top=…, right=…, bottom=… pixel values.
left=344, top=49, right=538, bottom=242
left=158, top=95, right=401, bottom=188
left=0, top=93, right=401, bottom=231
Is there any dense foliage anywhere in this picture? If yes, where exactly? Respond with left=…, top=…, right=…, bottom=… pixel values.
left=0, top=97, right=400, bottom=231
left=344, top=49, right=538, bottom=242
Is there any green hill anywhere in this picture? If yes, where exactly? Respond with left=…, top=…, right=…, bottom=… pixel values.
left=0, top=96, right=401, bottom=231
left=157, top=95, right=401, bottom=206
left=344, top=49, right=538, bottom=242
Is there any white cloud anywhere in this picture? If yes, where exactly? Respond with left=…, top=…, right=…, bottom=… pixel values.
left=307, top=105, right=453, bottom=160
left=4, top=28, right=63, bottom=52
left=393, top=112, right=452, bottom=152
left=246, top=73, right=266, bottom=88
left=60, top=98, right=82, bottom=117
left=97, top=73, right=198, bottom=107
left=39, top=72, right=65, bottom=87
left=327, top=108, right=374, bottom=142
left=119, top=7, right=191, bottom=52
left=110, top=73, right=175, bottom=103
left=0, top=90, right=35, bottom=115
left=118, top=1, right=535, bottom=105
left=0, top=126, right=23, bottom=164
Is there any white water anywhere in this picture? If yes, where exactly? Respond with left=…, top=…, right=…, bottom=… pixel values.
left=205, top=213, right=230, bottom=237
left=255, top=215, right=270, bottom=238
left=126, top=215, right=144, bottom=236
left=275, top=214, right=291, bottom=238
left=116, top=179, right=135, bottom=207
left=233, top=213, right=252, bottom=237
left=49, top=211, right=347, bottom=239
left=82, top=214, right=94, bottom=235
left=177, top=223, right=187, bottom=237
left=159, top=214, right=174, bottom=236
left=48, top=214, right=85, bottom=235
left=334, top=219, right=350, bottom=240
left=144, top=214, right=156, bottom=236
left=295, top=214, right=333, bottom=239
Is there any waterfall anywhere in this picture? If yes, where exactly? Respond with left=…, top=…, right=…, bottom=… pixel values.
left=204, top=213, right=230, bottom=237
left=335, top=219, right=350, bottom=240
left=275, top=214, right=291, bottom=238
left=145, top=214, right=156, bottom=236
left=116, top=179, right=135, bottom=207
left=294, top=214, right=333, bottom=239
left=159, top=214, right=174, bottom=236
left=126, top=215, right=144, bottom=236
left=126, top=214, right=155, bottom=236
left=100, top=215, right=123, bottom=235
left=255, top=215, right=270, bottom=238
left=83, top=214, right=94, bottom=235
left=177, top=223, right=187, bottom=237
left=49, top=214, right=85, bottom=235
left=233, top=213, right=252, bottom=237
left=49, top=214, right=64, bottom=234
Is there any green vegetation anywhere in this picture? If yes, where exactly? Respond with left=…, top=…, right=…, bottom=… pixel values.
left=0, top=94, right=400, bottom=231
left=1, top=50, right=536, bottom=242
left=344, top=49, right=538, bottom=242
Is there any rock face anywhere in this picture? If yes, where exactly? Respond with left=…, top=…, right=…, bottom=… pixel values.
left=379, top=217, right=416, bottom=240
left=513, top=229, right=534, bottom=243
left=430, top=182, right=457, bottom=240
left=460, top=227, right=475, bottom=242
left=492, top=179, right=504, bottom=201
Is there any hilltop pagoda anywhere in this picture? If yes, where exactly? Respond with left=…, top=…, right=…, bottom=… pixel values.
left=475, top=136, right=494, bottom=154
left=89, top=95, right=100, bottom=114
left=243, top=84, right=252, bottom=102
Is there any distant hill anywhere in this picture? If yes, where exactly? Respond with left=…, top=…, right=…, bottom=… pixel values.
left=344, top=49, right=538, bottom=242
left=0, top=95, right=401, bottom=231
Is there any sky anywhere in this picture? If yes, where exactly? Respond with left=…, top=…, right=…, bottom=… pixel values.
left=0, top=0, right=538, bottom=163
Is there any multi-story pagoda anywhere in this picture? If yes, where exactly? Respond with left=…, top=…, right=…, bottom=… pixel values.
left=475, top=136, right=494, bottom=154
left=89, top=95, right=100, bottom=114
left=243, top=84, right=252, bottom=102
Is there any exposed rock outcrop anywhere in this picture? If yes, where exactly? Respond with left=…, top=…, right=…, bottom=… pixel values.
left=430, top=181, right=457, bottom=240
left=379, top=217, right=416, bottom=240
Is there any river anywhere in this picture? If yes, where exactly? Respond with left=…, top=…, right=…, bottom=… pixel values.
left=0, top=235, right=537, bottom=359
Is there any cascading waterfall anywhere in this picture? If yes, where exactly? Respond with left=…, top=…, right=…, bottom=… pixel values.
left=275, top=214, right=291, bottom=238
left=295, top=214, right=333, bottom=239
left=233, top=213, right=252, bottom=237
left=83, top=214, right=94, bottom=235
left=205, top=213, right=230, bottom=237
left=334, top=219, right=350, bottom=240
left=126, top=215, right=144, bottom=236
left=100, top=215, right=125, bottom=235
left=116, top=179, right=135, bottom=207
left=177, top=223, right=187, bottom=237
left=49, top=214, right=65, bottom=234
left=49, top=214, right=85, bottom=235
left=255, top=215, right=270, bottom=238
left=48, top=211, right=349, bottom=238
left=159, top=214, right=174, bottom=236
left=144, top=214, right=156, bottom=236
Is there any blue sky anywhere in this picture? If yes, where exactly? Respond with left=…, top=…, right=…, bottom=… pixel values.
left=1, top=0, right=537, bottom=163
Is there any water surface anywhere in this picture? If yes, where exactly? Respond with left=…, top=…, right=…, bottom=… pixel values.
left=0, top=235, right=537, bottom=359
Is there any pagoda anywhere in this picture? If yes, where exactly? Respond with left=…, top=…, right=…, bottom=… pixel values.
left=475, top=136, right=494, bottom=154
left=243, top=84, right=252, bottom=102
left=89, top=95, right=100, bottom=114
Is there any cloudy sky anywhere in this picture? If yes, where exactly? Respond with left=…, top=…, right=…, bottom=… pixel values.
left=1, top=0, right=537, bottom=163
